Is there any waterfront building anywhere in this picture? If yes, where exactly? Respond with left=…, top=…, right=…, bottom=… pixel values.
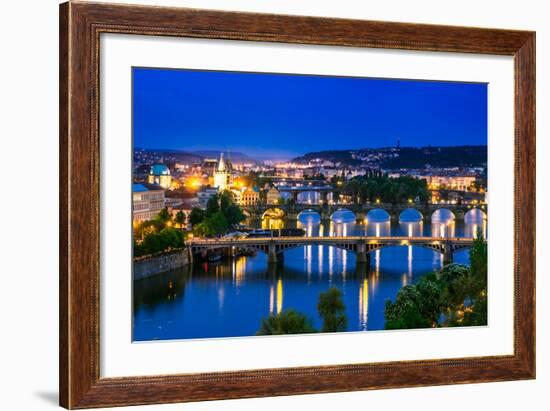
left=213, top=153, right=231, bottom=191
left=266, top=186, right=281, bottom=205
left=420, top=174, right=476, bottom=191
left=147, top=163, right=172, bottom=189
left=239, top=186, right=260, bottom=206
left=132, top=183, right=165, bottom=222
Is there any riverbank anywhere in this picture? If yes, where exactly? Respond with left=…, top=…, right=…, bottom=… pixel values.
left=133, top=247, right=193, bottom=280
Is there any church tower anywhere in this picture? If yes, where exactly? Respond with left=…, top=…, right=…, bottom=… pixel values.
left=213, top=152, right=230, bottom=191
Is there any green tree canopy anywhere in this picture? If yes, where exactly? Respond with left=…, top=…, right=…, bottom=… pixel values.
left=156, top=207, right=171, bottom=223
left=317, top=287, right=348, bottom=332
left=257, top=310, right=316, bottom=335
left=188, top=207, right=205, bottom=226
left=174, top=210, right=186, bottom=228
left=205, top=195, right=220, bottom=218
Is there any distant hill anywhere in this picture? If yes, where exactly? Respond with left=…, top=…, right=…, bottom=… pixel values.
left=292, top=145, right=487, bottom=169
left=380, top=146, right=487, bottom=169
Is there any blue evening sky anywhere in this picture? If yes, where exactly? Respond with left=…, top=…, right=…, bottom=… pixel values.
left=133, top=67, right=487, bottom=160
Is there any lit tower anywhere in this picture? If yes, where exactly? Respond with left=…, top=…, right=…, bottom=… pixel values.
left=214, top=152, right=230, bottom=191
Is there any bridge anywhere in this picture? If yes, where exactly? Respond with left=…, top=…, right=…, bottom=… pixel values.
left=274, top=185, right=332, bottom=202
left=242, top=203, right=487, bottom=222
left=188, top=236, right=474, bottom=265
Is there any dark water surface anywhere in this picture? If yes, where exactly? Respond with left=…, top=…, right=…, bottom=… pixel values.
left=133, top=208, right=486, bottom=341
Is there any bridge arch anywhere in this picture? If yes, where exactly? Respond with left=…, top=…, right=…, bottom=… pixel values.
left=262, top=207, right=286, bottom=220
left=398, top=208, right=423, bottom=222
left=297, top=209, right=321, bottom=221
left=330, top=208, right=356, bottom=222
left=431, top=208, right=456, bottom=222
left=464, top=208, right=487, bottom=222
left=366, top=208, right=391, bottom=222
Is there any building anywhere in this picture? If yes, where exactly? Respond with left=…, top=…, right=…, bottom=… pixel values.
left=420, top=174, right=476, bottom=191
left=213, top=153, right=231, bottom=191
left=239, top=186, right=260, bottom=206
left=147, top=164, right=172, bottom=189
left=132, top=183, right=165, bottom=223
left=197, top=187, right=219, bottom=208
left=170, top=198, right=199, bottom=229
left=266, top=186, right=281, bottom=205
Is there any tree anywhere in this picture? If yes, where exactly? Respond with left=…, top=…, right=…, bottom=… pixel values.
left=174, top=210, right=186, bottom=228
left=223, top=203, right=245, bottom=227
left=158, top=227, right=184, bottom=249
left=141, top=232, right=163, bottom=255
left=469, top=230, right=488, bottom=289
left=205, top=195, right=220, bottom=218
left=193, top=211, right=229, bottom=237
left=415, top=274, right=444, bottom=324
left=317, top=287, right=348, bottom=332
left=438, top=263, right=471, bottom=308
left=156, top=207, right=171, bottom=223
left=385, top=285, right=433, bottom=330
left=384, top=274, right=443, bottom=330
left=208, top=211, right=229, bottom=234
left=257, top=310, right=316, bottom=335
left=188, top=207, right=205, bottom=226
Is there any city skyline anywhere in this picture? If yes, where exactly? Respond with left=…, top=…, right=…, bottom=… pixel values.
left=133, top=68, right=488, bottom=159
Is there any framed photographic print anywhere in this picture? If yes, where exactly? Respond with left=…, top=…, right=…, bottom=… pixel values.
left=59, top=1, right=535, bottom=408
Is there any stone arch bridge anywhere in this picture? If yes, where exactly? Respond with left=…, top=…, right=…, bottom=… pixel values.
left=243, top=203, right=486, bottom=222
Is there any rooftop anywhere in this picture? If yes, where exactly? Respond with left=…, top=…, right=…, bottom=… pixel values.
left=149, top=164, right=170, bottom=176
left=133, top=182, right=164, bottom=193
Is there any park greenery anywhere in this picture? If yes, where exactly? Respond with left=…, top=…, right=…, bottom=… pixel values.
left=337, top=175, right=429, bottom=204
left=190, top=191, right=246, bottom=237
left=133, top=208, right=186, bottom=258
left=384, top=233, right=488, bottom=329
left=257, top=287, right=348, bottom=335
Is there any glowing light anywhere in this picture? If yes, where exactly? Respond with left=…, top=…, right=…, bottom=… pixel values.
left=376, top=198, right=381, bottom=204
left=408, top=198, right=413, bottom=203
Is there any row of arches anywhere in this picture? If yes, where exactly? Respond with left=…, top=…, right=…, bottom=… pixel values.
left=261, top=207, right=487, bottom=223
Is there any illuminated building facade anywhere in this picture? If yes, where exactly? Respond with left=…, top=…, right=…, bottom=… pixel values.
left=147, top=164, right=172, bottom=189
left=420, top=174, right=476, bottom=191
left=213, top=153, right=231, bottom=191
left=239, top=187, right=260, bottom=206
left=132, top=183, right=165, bottom=222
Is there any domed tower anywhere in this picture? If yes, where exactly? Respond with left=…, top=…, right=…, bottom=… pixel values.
left=214, top=153, right=230, bottom=191
left=147, top=164, right=172, bottom=189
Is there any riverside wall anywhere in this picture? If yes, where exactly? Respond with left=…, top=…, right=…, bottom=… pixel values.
left=133, top=248, right=192, bottom=280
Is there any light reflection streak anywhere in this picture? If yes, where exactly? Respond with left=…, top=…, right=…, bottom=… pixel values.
left=269, top=285, right=274, bottom=315
left=276, top=278, right=283, bottom=314
left=408, top=245, right=413, bottom=279
left=358, top=278, right=368, bottom=330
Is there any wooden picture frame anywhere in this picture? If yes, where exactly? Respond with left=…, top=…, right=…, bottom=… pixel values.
left=59, top=1, right=535, bottom=408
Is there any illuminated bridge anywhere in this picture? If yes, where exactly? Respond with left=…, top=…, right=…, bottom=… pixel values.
left=188, top=236, right=474, bottom=265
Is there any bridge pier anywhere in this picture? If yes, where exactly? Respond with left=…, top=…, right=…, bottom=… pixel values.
left=268, top=243, right=278, bottom=264
left=356, top=244, right=370, bottom=265
left=443, top=243, right=453, bottom=265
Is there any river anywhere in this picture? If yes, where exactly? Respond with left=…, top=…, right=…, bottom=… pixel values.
left=133, top=207, right=486, bottom=341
